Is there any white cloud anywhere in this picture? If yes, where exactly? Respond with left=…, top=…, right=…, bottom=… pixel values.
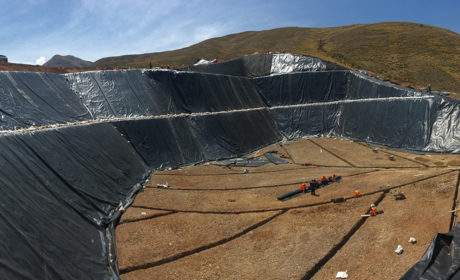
left=35, top=56, right=46, bottom=65
left=192, top=24, right=224, bottom=43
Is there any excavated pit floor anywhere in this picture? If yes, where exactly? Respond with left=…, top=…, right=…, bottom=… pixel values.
left=116, top=137, right=460, bottom=280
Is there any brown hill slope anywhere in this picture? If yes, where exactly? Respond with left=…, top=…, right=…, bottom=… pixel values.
left=93, top=22, right=460, bottom=95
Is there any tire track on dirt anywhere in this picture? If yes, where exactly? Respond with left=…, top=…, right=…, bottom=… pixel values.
left=155, top=164, right=447, bottom=177
left=449, top=171, right=460, bottom=230
left=355, top=142, right=429, bottom=167
left=301, top=192, right=387, bottom=279
left=118, top=211, right=177, bottom=225
left=134, top=170, right=457, bottom=214
left=155, top=166, right=310, bottom=176
left=145, top=169, right=380, bottom=191
left=302, top=169, right=459, bottom=279
left=121, top=170, right=457, bottom=277
left=156, top=161, right=391, bottom=178
left=307, top=139, right=356, bottom=167
left=280, top=144, right=296, bottom=164
left=119, top=209, right=288, bottom=274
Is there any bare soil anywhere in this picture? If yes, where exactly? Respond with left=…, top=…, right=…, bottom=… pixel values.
left=116, top=137, right=459, bottom=279
left=309, top=138, right=423, bottom=168
left=117, top=212, right=275, bottom=269
left=119, top=207, right=170, bottom=223
left=312, top=172, right=457, bottom=280
left=121, top=195, right=380, bottom=280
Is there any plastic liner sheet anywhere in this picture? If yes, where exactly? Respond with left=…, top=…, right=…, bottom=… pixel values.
left=264, top=151, right=289, bottom=164
left=66, top=70, right=182, bottom=118
left=213, top=157, right=269, bottom=167
left=337, top=98, right=436, bottom=150
left=269, top=97, right=459, bottom=152
left=66, top=69, right=265, bottom=119
left=112, top=110, right=281, bottom=170
left=113, top=117, right=205, bottom=169
left=0, top=71, right=90, bottom=130
left=425, top=98, right=460, bottom=153
left=189, top=110, right=281, bottom=160
left=253, top=70, right=424, bottom=107
left=194, top=58, right=217, bottom=65
left=253, top=71, right=348, bottom=106
left=146, top=70, right=264, bottom=113
left=270, top=103, right=341, bottom=139
left=0, top=123, right=148, bottom=280
left=180, top=54, right=343, bottom=78
left=179, top=54, right=272, bottom=77
left=347, top=71, right=422, bottom=99
left=402, top=223, right=460, bottom=279
left=270, top=53, right=326, bottom=74
left=277, top=189, right=303, bottom=201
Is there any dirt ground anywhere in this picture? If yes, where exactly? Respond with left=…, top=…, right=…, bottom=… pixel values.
left=116, top=137, right=459, bottom=279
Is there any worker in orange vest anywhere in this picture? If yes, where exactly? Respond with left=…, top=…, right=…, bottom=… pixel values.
left=320, top=176, right=328, bottom=185
left=369, top=204, right=378, bottom=216
left=300, top=183, right=307, bottom=193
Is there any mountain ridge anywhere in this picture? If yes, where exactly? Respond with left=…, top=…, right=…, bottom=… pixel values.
left=93, top=22, right=460, bottom=94
left=44, top=55, right=93, bottom=68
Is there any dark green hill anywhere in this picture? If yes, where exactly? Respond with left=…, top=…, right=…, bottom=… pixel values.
left=93, top=22, right=460, bottom=95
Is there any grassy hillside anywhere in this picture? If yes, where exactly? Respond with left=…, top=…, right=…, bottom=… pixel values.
left=0, top=62, right=96, bottom=74
left=93, top=22, right=460, bottom=95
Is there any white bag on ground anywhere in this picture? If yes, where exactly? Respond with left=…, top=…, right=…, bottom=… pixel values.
left=336, top=271, right=348, bottom=278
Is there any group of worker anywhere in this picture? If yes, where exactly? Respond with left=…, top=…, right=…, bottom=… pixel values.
left=300, top=174, right=337, bottom=195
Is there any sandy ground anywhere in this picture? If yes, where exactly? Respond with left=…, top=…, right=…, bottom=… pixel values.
left=116, top=137, right=459, bottom=279
left=312, top=172, right=457, bottom=280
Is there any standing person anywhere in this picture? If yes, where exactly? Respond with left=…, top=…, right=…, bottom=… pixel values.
left=309, top=178, right=318, bottom=196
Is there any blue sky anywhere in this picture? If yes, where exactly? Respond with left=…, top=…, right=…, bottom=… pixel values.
left=1, top=0, right=458, bottom=65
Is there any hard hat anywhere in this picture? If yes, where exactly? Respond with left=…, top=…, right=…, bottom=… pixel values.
left=370, top=204, right=375, bottom=207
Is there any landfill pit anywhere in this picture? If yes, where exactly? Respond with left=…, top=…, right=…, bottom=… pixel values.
left=116, top=137, right=460, bottom=279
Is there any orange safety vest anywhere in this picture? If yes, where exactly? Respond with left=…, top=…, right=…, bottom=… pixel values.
left=300, top=184, right=306, bottom=191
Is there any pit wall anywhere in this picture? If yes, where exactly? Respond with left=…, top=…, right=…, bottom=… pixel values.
left=255, top=71, right=458, bottom=152
left=0, top=123, right=147, bottom=279
left=0, top=68, right=456, bottom=152
left=0, top=71, right=90, bottom=129
left=0, top=109, right=281, bottom=280
left=0, top=65, right=458, bottom=279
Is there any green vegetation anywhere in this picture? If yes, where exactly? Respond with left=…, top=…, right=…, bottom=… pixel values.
left=93, top=22, right=460, bottom=95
